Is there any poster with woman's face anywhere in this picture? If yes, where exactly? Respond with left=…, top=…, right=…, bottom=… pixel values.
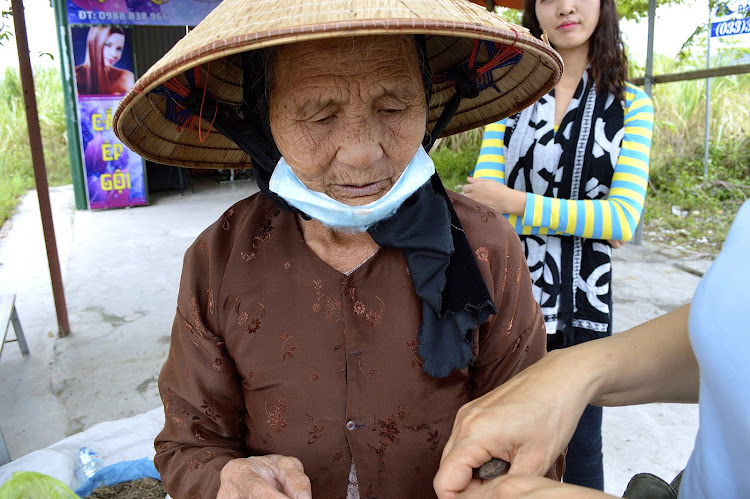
left=72, top=26, right=134, bottom=96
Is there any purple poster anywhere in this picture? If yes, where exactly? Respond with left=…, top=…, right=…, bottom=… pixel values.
left=78, top=96, right=147, bottom=210
left=67, top=0, right=221, bottom=26
left=72, top=26, right=146, bottom=209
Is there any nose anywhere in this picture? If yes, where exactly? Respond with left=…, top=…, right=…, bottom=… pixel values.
left=335, top=124, right=384, bottom=170
left=557, top=0, right=575, bottom=15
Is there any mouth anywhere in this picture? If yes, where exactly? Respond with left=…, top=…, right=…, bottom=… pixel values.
left=332, top=179, right=391, bottom=202
left=558, top=21, right=578, bottom=30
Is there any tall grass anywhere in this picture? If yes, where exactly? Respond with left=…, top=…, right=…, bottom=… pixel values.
left=641, top=54, right=750, bottom=253
left=650, top=68, right=750, bottom=162
left=0, top=66, right=71, bottom=226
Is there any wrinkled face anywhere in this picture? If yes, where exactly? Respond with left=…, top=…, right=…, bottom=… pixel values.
left=102, top=33, right=125, bottom=67
left=535, top=0, right=600, bottom=52
left=269, top=35, right=427, bottom=207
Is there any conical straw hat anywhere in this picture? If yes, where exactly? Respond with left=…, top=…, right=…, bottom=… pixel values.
left=113, top=0, right=562, bottom=169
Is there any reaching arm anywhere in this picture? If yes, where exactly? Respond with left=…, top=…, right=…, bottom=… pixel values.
left=467, top=85, right=654, bottom=241
left=590, top=303, right=698, bottom=407
left=434, top=303, right=698, bottom=498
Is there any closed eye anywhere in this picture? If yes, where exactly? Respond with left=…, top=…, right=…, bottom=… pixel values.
left=311, top=114, right=335, bottom=123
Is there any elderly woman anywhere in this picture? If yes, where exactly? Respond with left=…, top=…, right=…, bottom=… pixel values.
left=114, top=0, right=562, bottom=497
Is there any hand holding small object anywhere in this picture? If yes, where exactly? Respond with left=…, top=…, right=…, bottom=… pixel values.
left=218, top=455, right=312, bottom=499
left=473, top=457, right=510, bottom=480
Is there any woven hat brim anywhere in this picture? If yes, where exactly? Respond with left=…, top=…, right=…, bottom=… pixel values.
left=114, top=0, right=562, bottom=169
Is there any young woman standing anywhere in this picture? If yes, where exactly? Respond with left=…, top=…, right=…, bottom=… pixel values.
left=462, top=0, right=654, bottom=490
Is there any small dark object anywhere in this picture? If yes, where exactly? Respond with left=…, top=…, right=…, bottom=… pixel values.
left=88, top=477, right=166, bottom=498
left=474, top=457, right=510, bottom=480
left=622, top=472, right=680, bottom=499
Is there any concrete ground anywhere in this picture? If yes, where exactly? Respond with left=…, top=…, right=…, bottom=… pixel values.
left=0, top=179, right=713, bottom=494
left=0, top=178, right=256, bottom=457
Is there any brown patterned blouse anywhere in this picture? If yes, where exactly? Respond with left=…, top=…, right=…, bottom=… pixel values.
left=155, top=190, right=549, bottom=498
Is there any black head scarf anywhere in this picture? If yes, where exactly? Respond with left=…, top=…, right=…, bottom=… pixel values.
left=177, top=35, right=496, bottom=378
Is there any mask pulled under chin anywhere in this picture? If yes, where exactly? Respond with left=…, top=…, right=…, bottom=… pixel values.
left=269, top=146, right=436, bottom=232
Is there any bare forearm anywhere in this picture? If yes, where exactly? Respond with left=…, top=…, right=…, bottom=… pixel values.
left=576, top=304, right=699, bottom=407
left=435, top=306, right=698, bottom=498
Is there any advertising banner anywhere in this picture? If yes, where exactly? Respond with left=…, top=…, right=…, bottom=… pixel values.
left=72, top=26, right=147, bottom=209
left=711, top=17, right=750, bottom=37
left=67, top=0, right=222, bottom=26
left=711, top=1, right=750, bottom=37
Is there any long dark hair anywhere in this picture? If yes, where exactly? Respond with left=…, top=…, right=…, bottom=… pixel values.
left=521, top=0, right=628, bottom=101
left=82, top=27, right=126, bottom=94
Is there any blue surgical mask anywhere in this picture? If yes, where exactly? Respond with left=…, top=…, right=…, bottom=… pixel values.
left=269, top=146, right=435, bottom=232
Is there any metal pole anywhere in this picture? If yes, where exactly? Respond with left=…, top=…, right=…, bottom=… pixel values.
left=51, top=0, right=88, bottom=210
left=634, top=0, right=657, bottom=245
left=644, top=0, right=656, bottom=97
left=703, top=4, right=712, bottom=178
left=11, top=0, right=71, bottom=337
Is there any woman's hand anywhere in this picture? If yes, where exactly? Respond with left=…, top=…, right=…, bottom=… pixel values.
left=461, top=177, right=526, bottom=216
left=608, top=239, right=626, bottom=249
left=218, top=455, right=312, bottom=499
left=433, top=349, right=598, bottom=499
left=455, top=474, right=616, bottom=498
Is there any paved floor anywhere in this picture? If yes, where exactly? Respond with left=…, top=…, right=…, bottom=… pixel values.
left=0, top=179, right=713, bottom=493
left=0, top=178, right=256, bottom=458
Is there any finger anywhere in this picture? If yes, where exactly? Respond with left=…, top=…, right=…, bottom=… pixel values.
left=274, top=457, right=312, bottom=499
left=223, top=468, right=289, bottom=499
left=465, top=478, right=483, bottom=490
left=504, top=448, right=549, bottom=477
left=454, top=477, right=503, bottom=499
left=434, top=458, right=475, bottom=498
left=434, top=440, right=494, bottom=498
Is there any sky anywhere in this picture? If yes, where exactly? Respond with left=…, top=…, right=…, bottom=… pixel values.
left=0, top=0, right=749, bottom=72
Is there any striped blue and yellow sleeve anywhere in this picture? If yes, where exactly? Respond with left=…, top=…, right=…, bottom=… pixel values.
left=472, top=120, right=525, bottom=227
left=473, top=120, right=507, bottom=182
left=474, top=85, right=654, bottom=240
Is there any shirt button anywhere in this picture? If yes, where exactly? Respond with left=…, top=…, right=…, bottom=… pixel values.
left=346, top=421, right=357, bottom=431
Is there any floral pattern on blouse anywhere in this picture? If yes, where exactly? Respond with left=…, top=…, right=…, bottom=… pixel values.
left=155, top=192, right=552, bottom=498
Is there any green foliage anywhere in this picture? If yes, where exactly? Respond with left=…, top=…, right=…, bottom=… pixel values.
left=495, top=7, right=522, bottom=25
left=616, top=0, right=687, bottom=21
left=649, top=65, right=750, bottom=163
left=1, top=1, right=12, bottom=46
left=432, top=129, right=483, bottom=191
left=0, top=66, right=71, bottom=226
left=644, top=138, right=749, bottom=254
